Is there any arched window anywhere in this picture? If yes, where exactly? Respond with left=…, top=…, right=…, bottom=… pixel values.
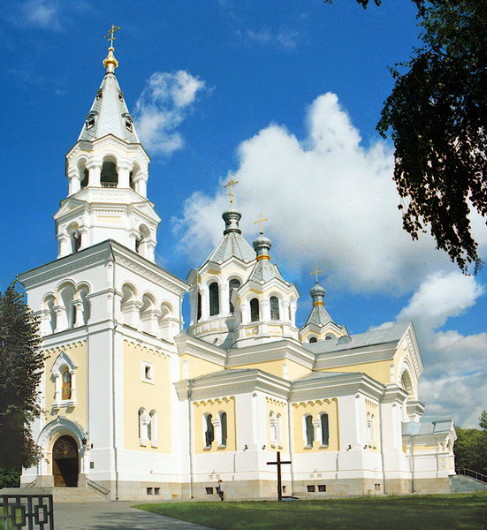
left=209, top=282, right=219, bottom=316
left=309, top=336, right=317, bottom=343
left=205, top=414, right=214, bottom=447
left=220, top=412, right=227, bottom=447
left=229, top=279, right=241, bottom=314
left=197, top=290, right=202, bottom=322
left=250, top=298, right=260, bottom=322
left=270, top=296, right=280, bottom=320
left=270, top=412, right=277, bottom=444
left=276, top=413, right=282, bottom=444
left=100, top=160, right=118, bottom=187
left=305, top=415, right=314, bottom=447
left=139, top=408, right=149, bottom=444
left=61, top=367, right=72, bottom=400
left=321, top=413, right=329, bottom=446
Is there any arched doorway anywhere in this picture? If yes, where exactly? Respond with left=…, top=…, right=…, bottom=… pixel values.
left=52, top=435, right=79, bottom=487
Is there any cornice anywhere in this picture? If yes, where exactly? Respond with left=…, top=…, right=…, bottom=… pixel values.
left=314, top=343, right=398, bottom=370
left=226, top=339, right=315, bottom=369
left=174, top=333, right=227, bottom=366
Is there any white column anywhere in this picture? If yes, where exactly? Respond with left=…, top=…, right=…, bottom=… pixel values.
left=68, top=168, right=80, bottom=195
left=200, top=286, right=209, bottom=320
left=282, top=300, right=291, bottom=323
left=87, top=159, right=102, bottom=187
left=122, top=300, right=143, bottom=328
left=261, top=298, right=270, bottom=321
left=117, top=161, right=132, bottom=188
left=141, top=309, right=161, bottom=335
left=53, top=306, right=65, bottom=333
left=73, top=299, right=84, bottom=327
left=221, top=282, right=230, bottom=316
left=134, top=173, right=148, bottom=197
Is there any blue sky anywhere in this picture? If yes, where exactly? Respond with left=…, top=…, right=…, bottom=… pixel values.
left=1, top=0, right=485, bottom=427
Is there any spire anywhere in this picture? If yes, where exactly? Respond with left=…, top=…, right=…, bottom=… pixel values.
left=78, top=26, right=139, bottom=144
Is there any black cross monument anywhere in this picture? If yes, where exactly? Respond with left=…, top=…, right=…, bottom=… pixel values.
left=266, top=451, right=292, bottom=501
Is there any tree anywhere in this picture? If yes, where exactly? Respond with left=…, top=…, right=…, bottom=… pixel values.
left=376, top=0, right=486, bottom=272
left=454, top=411, right=487, bottom=475
left=0, top=281, right=43, bottom=485
left=330, top=0, right=486, bottom=271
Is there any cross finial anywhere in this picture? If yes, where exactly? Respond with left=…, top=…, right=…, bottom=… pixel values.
left=310, top=267, right=324, bottom=283
left=223, top=179, right=239, bottom=204
left=254, top=214, right=269, bottom=234
left=105, top=25, right=121, bottom=49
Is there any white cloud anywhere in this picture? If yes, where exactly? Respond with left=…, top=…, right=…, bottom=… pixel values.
left=174, top=91, right=487, bottom=427
left=244, top=27, right=300, bottom=49
left=134, top=71, right=205, bottom=155
left=176, top=91, right=453, bottom=294
left=383, top=271, right=487, bottom=427
left=23, top=0, right=61, bottom=29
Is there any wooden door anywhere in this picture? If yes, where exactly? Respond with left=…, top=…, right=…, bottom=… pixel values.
left=52, top=435, right=79, bottom=487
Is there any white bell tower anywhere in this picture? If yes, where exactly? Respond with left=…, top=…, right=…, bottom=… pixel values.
left=54, top=38, right=160, bottom=261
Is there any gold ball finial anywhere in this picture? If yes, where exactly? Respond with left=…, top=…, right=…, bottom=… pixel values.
left=103, top=46, right=119, bottom=71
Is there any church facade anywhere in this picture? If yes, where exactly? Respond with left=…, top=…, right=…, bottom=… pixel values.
left=20, top=43, right=456, bottom=501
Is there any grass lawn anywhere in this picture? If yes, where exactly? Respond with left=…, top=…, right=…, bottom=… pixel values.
left=134, top=493, right=487, bottom=529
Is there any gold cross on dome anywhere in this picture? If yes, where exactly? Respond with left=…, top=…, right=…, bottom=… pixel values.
left=105, top=25, right=121, bottom=48
left=223, top=179, right=239, bottom=204
left=310, top=267, right=324, bottom=283
left=254, top=214, right=269, bottom=234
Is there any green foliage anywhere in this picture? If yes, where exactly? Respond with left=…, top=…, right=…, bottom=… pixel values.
left=0, top=466, right=22, bottom=488
left=377, top=0, right=487, bottom=272
left=135, top=495, right=487, bottom=530
left=454, top=411, right=487, bottom=475
left=0, top=281, right=43, bottom=470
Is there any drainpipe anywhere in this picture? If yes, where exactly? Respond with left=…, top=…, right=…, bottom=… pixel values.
left=110, top=252, right=119, bottom=500
left=378, top=401, right=387, bottom=495
left=188, top=379, right=194, bottom=499
left=410, top=434, right=415, bottom=493
left=287, top=397, right=295, bottom=495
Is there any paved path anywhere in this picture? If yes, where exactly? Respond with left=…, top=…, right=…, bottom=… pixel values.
left=54, top=501, right=215, bottom=530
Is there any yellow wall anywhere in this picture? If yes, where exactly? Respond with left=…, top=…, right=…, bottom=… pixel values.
left=235, top=359, right=310, bottom=380
left=292, top=399, right=339, bottom=452
left=180, top=354, right=223, bottom=379
left=123, top=340, right=172, bottom=452
left=319, top=360, right=392, bottom=385
left=44, top=341, right=88, bottom=428
left=266, top=397, right=288, bottom=451
left=193, top=397, right=236, bottom=454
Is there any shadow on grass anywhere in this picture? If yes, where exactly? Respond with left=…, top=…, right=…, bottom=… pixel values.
left=134, top=493, right=487, bottom=530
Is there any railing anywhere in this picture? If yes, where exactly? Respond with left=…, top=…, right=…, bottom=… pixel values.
left=101, top=182, right=117, bottom=188
left=1, top=494, right=54, bottom=529
left=86, top=479, right=110, bottom=496
left=456, top=467, right=487, bottom=483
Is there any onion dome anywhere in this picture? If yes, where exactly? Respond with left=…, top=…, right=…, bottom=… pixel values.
left=252, top=234, right=272, bottom=260
left=310, top=282, right=326, bottom=306
left=223, top=208, right=243, bottom=235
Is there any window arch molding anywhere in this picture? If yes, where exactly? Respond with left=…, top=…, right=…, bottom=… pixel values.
left=51, top=352, right=77, bottom=408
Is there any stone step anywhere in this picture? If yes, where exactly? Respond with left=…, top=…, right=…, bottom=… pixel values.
left=449, top=475, right=487, bottom=493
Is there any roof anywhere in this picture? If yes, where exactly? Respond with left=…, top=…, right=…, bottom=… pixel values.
left=303, top=304, right=333, bottom=328
left=303, top=321, right=411, bottom=354
left=247, top=258, right=285, bottom=284
left=402, top=417, right=454, bottom=436
left=207, top=232, right=255, bottom=264
left=78, top=72, right=140, bottom=144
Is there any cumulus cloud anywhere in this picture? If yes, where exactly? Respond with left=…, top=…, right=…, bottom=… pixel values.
left=176, top=92, right=452, bottom=294
left=381, top=271, right=487, bottom=427
left=23, top=0, right=61, bottom=29
left=174, top=91, right=486, bottom=426
left=134, top=71, right=205, bottom=155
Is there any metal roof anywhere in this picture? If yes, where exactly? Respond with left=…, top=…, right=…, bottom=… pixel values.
left=78, top=72, right=140, bottom=144
left=207, top=232, right=255, bottom=263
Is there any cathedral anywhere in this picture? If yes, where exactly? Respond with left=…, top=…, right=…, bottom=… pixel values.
left=19, top=41, right=456, bottom=501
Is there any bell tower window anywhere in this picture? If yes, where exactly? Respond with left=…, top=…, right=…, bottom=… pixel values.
left=270, top=296, right=280, bottom=320
left=229, top=279, right=241, bottom=314
left=86, top=112, right=96, bottom=129
left=197, top=290, right=202, bottom=322
left=250, top=298, right=260, bottom=322
left=100, top=159, right=118, bottom=187
left=209, top=282, right=219, bottom=316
